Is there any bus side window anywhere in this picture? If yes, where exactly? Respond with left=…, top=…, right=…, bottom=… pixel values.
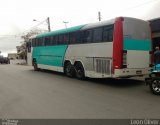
left=93, top=27, right=103, bottom=43
left=36, top=38, right=40, bottom=46
left=76, top=31, right=83, bottom=44
left=103, top=25, right=114, bottom=42
left=51, top=36, right=55, bottom=45
left=108, top=28, right=113, bottom=41
left=83, top=30, right=92, bottom=43
left=32, top=38, right=37, bottom=47
left=58, top=34, right=69, bottom=45
left=49, top=36, right=52, bottom=46
left=64, top=34, right=69, bottom=44
left=35, top=38, right=38, bottom=46
left=70, top=32, right=76, bottom=44
left=45, top=37, right=51, bottom=46
left=69, top=32, right=83, bottom=44
left=55, top=35, right=59, bottom=45
left=58, top=34, right=64, bottom=45
left=37, top=38, right=44, bottom=46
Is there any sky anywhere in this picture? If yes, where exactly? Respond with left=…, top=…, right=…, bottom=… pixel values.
left=0, top=0, right=160, bottom=57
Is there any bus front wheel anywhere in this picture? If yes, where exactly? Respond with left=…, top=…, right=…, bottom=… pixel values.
left=64, top=62, right=75, bottom=77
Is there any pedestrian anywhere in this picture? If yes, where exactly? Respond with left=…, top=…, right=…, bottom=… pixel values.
left=154, top=46, right=160, bottom=64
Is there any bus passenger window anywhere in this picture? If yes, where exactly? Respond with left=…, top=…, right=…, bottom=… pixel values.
left=37, top=38, right=44, bottom=46
left=93, top=28, right=103, bottom=42
left=48, top=36, right=52, bottom=45
left=103, top=25, right=114, bottom=42
left=35, top=38, right=39, bottom=46
left=70, top=32, right=76, bottom=44
left=83, top=30, right=92, bottom=43
left=45, top=37, right=51, bottom=46
left=103, top=30, right=109, bottom=42
left=51, top=36, right=56, bottom=45
left=108, top=29, right=113, bottom=41
left=58, top=35, right=64, bottom=45
left=76, top=31, right=83, bottom=43
left=64, top=34, right=69, bottom=44
left=55, top=35, right=59, bottom=45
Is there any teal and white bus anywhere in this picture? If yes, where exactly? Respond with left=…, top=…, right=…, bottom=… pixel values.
left=29, top=17, right=152, bottom=79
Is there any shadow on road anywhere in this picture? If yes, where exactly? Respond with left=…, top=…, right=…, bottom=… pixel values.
left=29, top=69, right=144, bottom=88
left=32, top=69, right=65, bottom=76
left=86, top=78, right=143, bottom=88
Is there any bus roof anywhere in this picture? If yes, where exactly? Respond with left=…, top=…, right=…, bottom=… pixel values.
left=35, top=17, right=147, bottom=39
left=36, top=24, right=86, bottom=38
left=81, top=18, right=115, bottom=30
left=36, top=19, right=115, bottom=38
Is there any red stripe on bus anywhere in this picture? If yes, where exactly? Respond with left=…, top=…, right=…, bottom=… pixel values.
left=149, top=23, right=154, bottom=65
left=112, top=17, right=124, bottom=73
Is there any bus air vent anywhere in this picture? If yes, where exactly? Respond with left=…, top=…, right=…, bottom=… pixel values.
left=95, top=58, right=111, bottom=75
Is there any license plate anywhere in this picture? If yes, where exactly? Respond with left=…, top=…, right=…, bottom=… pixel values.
left=136, top=70, right=142, bottom=74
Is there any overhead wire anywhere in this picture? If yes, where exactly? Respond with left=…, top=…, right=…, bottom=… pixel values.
left=0, top=18, right=48, bottom=39
left=119, top=0, right=160, bottom=13
left=0, top=0, right=160, bottom=40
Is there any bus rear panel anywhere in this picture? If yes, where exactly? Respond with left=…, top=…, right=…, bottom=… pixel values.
left=113, top=17, right=152, bottom=78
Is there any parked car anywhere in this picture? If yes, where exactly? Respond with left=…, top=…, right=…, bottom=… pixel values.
left=0, top=56, right=10, bottom=64
left=4, top=57, right=10, bottom=64
left=0, top=56, right=4, bottom=64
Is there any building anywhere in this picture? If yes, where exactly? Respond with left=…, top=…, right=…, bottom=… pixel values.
left=8, top=53, right=17, bottom=60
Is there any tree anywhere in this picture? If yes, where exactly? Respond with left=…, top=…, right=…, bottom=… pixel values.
left=20, top=28, right=46, bottom=61
left=21, top=28, right=45, bottom=43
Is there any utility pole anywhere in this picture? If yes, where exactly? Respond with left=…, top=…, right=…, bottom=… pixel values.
left=33, top=17, right=51, bottom=32
left=98, top=11, right=102, bottom=21
left=63, top=21, right=69, bottom=28
left=47, top=17, right=51, bottom=32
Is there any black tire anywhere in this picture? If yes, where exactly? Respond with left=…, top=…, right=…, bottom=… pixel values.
left=149, top=78, right=160, bottom=95
left=75, top=62, right=85, bottom=80
left=33, top=59, right=39, bottom=71
left=64, top=62, right=75, bottom=77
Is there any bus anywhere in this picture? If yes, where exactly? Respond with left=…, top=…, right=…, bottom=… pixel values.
left=28, top=17, right=152, bottom=79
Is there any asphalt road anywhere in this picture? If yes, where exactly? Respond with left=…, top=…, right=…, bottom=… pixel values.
left=0, top=62, right=160, bottom=119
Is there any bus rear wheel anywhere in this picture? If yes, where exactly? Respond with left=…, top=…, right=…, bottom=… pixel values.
left=64, top=62, right=75, bottom=77
left=75, top=62, right=85, bottom=80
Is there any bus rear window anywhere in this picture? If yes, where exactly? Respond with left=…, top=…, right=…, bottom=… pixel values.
left=123, top=18, right=150, bottom=40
